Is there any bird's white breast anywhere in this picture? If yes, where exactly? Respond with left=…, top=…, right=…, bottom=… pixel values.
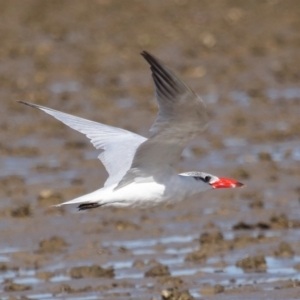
left=100, top=175, right=187, bottom=207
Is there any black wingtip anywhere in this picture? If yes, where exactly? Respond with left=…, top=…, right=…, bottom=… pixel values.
left=78, top=203, right=100, bottom=211
left=140, top=51, right=160, bottom=65
left=140, top=50, right=149, bottom=57
left=17, top=101, right=37, bottom=108
left=17, top=100, right=28, bottom=105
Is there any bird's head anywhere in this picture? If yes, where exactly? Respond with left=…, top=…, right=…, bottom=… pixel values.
left=182, top=171, right=245, bottom=189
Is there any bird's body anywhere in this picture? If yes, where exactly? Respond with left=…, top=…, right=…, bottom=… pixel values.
left=60, top=172, right=213, bottom=209
left=20, top=51, right=244, bottom=210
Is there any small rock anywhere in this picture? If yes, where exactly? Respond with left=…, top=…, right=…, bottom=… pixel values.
left=200, top=231, right=223, bottom=245
left=161, top=288, right=194, bottom=300
left=274, top=242, right=294, bottom=258
left=70, top=265, right=114, bottom=279
left=133, top=259, right=145, bottom=268
left=201, top=284, right=225, bottom=295
left=36, top=271, right=54, bottom=281
left=236, top=255, right=266, bottom=272
left=158, top=276, right=183, bottom=286
left=201, top=33, right=216, bottom=48
left=185, top=250, right=206, bottom=262
left=145, top=263, right=170, bottom=277
left=58, top=283, right=92, bottom=293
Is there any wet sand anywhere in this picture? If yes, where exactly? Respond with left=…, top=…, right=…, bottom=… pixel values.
left=1, top=0, right=300, bottom=299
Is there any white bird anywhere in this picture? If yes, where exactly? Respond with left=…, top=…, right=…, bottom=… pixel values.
left=19, top=51, right=244, bottom=210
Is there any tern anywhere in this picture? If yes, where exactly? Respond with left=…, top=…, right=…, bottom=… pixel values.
left=19, top=51, right=244, bottom=210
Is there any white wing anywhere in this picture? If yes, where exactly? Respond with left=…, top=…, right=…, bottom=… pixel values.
left=116, top=51, right=209, bottom=189
left=19, top=101, right=146, bottom=187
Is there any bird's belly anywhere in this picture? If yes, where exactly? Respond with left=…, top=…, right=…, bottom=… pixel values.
left=101, top=181, right=181, bottom=208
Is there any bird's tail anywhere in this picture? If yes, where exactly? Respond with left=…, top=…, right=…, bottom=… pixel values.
left=54, top=188, right=103, bottom=208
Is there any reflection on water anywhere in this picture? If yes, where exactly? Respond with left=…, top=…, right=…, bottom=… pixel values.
left=50, top=274, right=71, bottom=282
left=164, top=246, right=198, bottom=254
left=27, top=294, right=56, bottom=300
left=102, top=233, right=198, bottom=249
left=201, top=93, right=219, bottom=104
left=115, top=97, right=135, bottom=109
left=230, top=91, right=251, bottom=106
left=266, top=87, right=300, bottom=101
left=14, top=276, right=42, bottom=285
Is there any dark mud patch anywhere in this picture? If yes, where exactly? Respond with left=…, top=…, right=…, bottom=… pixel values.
left=69, top=265, right=114, bottom=279
left=10, top=203, right=32, bottom=218
left=233, top=221, right=270, bottom=230
left=249, top=199, right=264, bottom=209
left=233, top=214, right=300, bottom=230
left=0, top=175, right=26, bottom=198
left=0, top=145, right=39, bottom=157
left=0, top=262, right=8, bottom=271
left=37, top=236, right=68, bottom=253
left=64, top=140, right=88, bottom=150
left=0, top=175, right=25, bottom=187
left=187, top=231, right=272, bottom=262
left=230, top=167, right=251, bottom=180
left=258, top=152, right=273, bottom=161
left=0, top=205, right=26, bottom=218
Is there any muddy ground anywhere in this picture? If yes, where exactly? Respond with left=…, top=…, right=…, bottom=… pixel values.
left=1, top=0, right=300, bottom=299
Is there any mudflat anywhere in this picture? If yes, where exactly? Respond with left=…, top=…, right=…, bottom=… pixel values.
left=1, top=1, right=300, bottom=299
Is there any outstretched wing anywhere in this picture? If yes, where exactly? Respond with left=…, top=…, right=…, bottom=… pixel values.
left=116, top=51, right=209, bottom=189
left=19, top=101, right=146, bottom=187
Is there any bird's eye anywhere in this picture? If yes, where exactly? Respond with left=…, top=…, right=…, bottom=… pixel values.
left=204, top=176, right=211, bottom=183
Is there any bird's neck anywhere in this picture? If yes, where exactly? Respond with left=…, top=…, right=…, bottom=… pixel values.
left=178, top=174, right=212, bottom=197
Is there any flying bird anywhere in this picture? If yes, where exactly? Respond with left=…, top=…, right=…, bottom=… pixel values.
left=19, top=51, right=244, bottom=210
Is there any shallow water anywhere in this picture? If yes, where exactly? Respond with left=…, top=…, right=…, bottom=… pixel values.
left=1, top=1, right=300, bottom=299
